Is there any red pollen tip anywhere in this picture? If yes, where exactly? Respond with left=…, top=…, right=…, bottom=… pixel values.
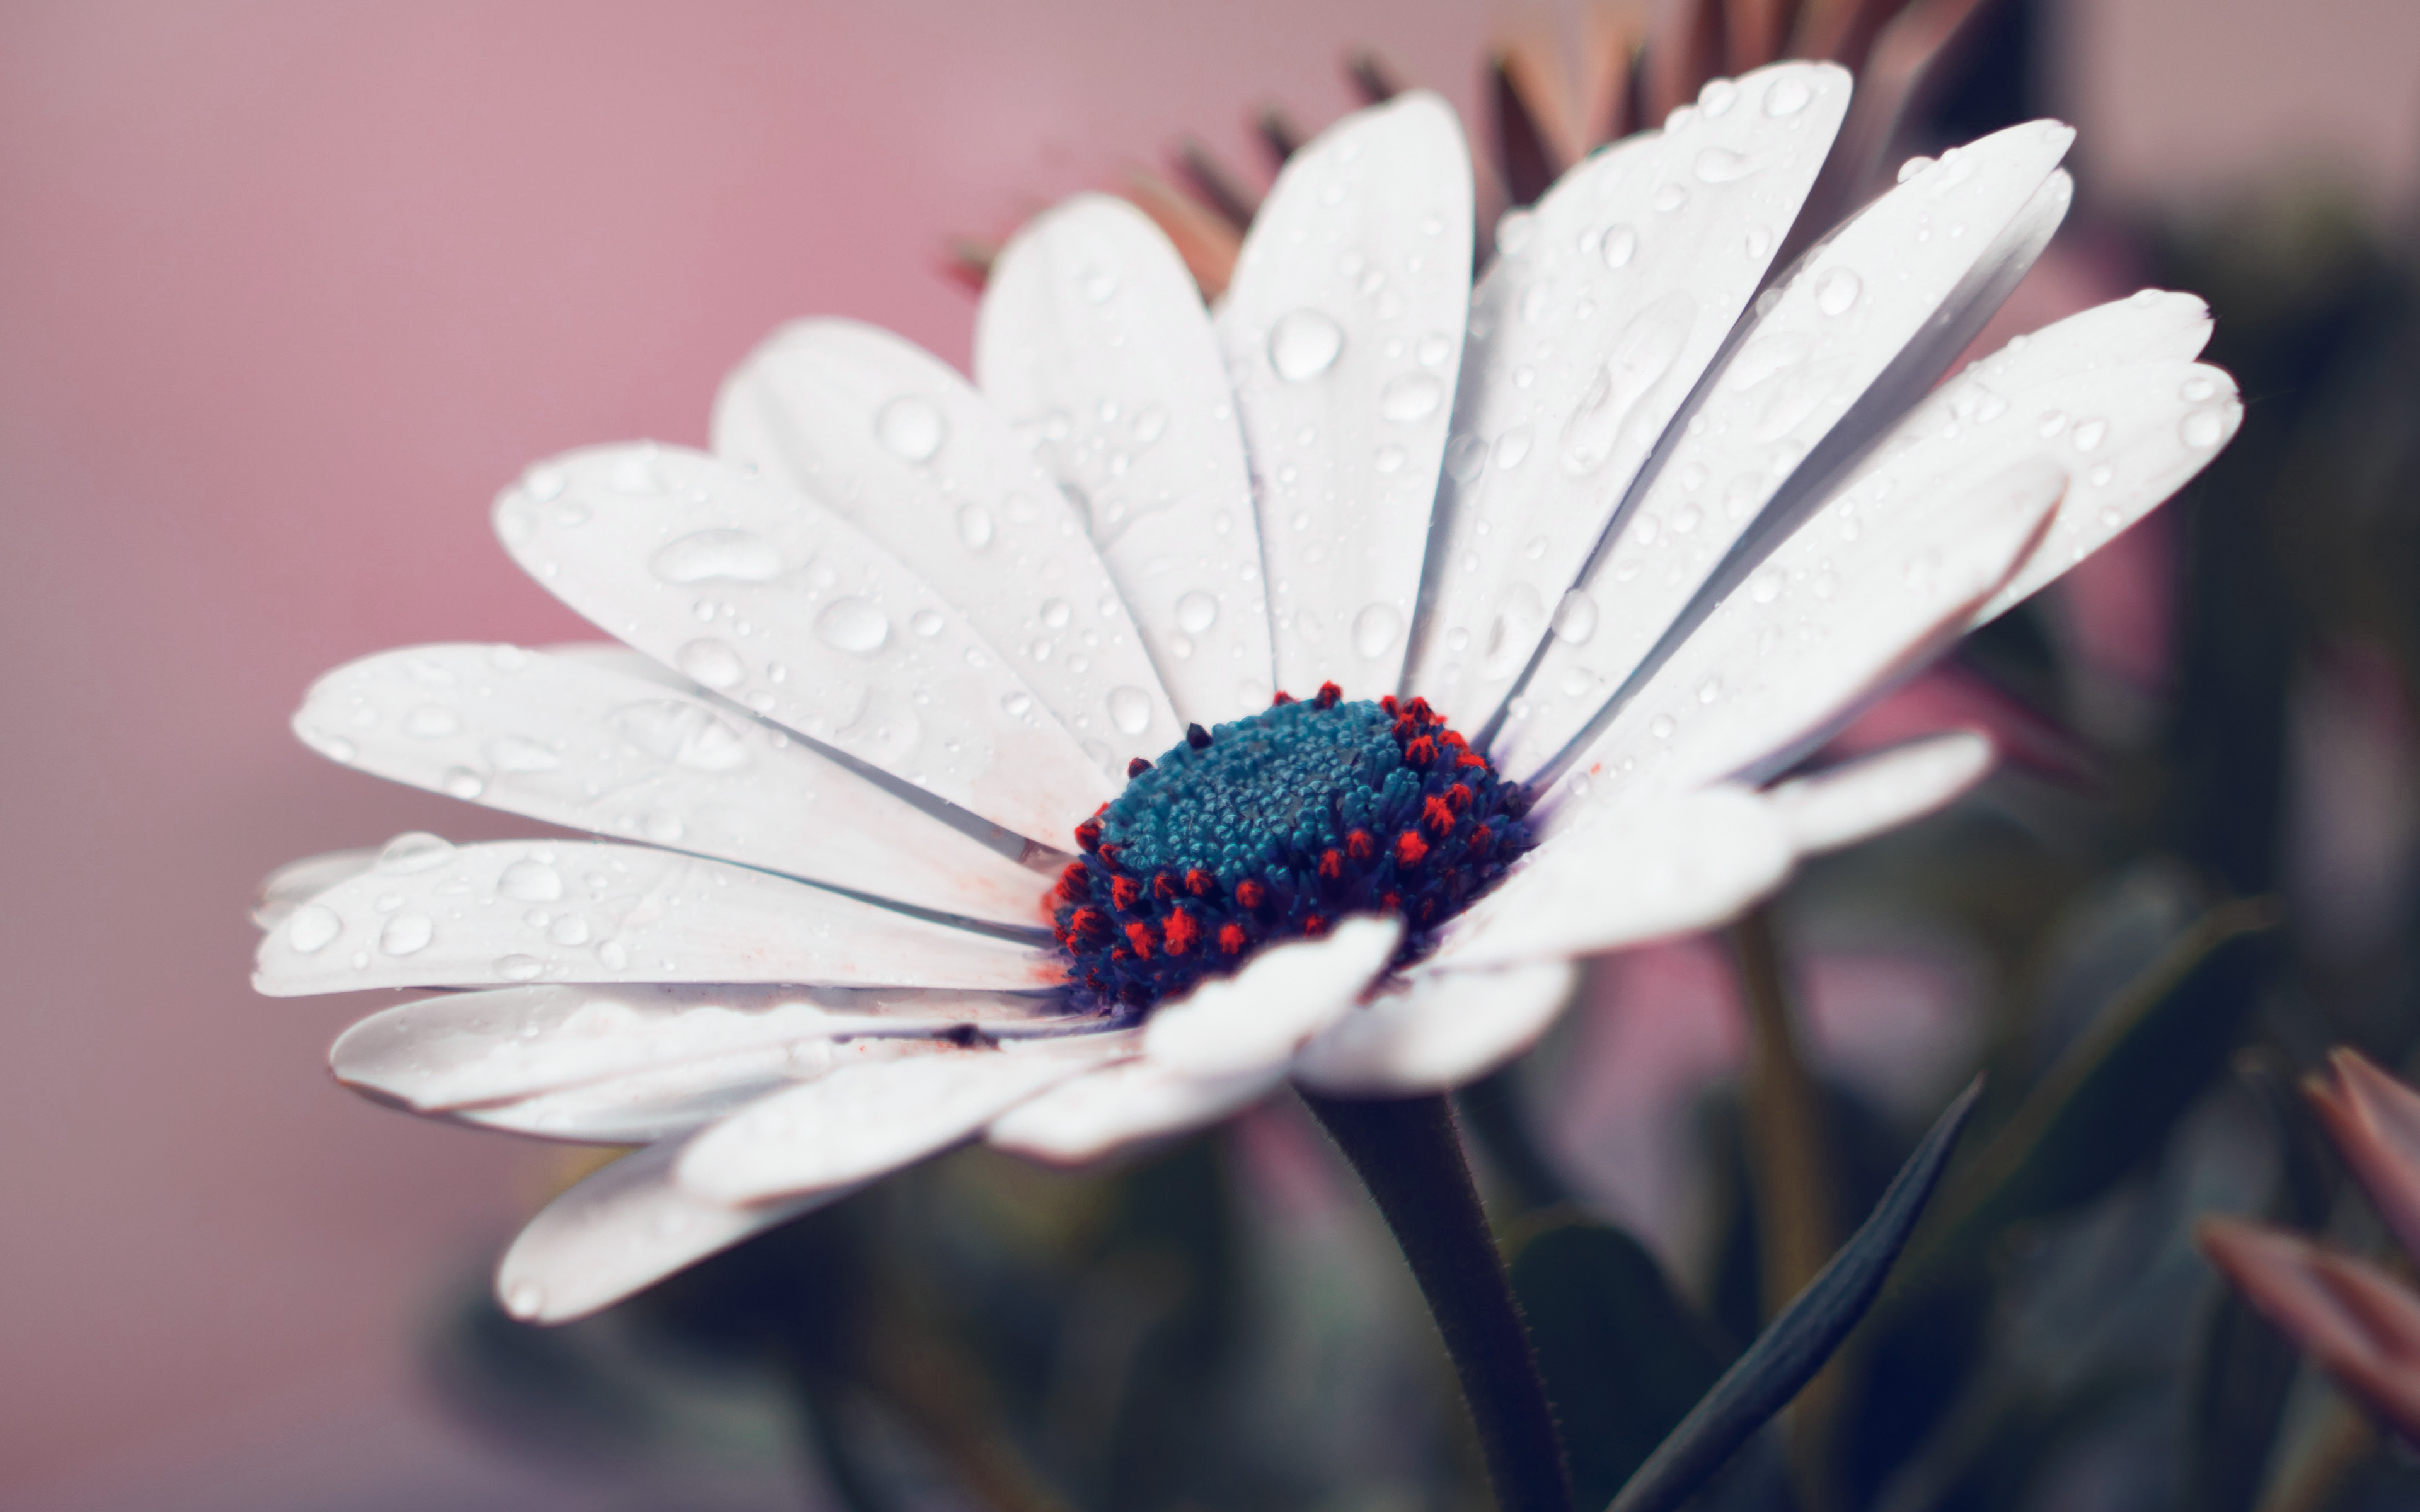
left=1405, top=697, right=1436, bottom=724
left=1164, top=910, right=1201, bottom=955
left=1469, top=825, right=1494, bottom=855
left=1054, top=863, right=1088, bottom=904
left=1124, top=920, right=1158, bottom=959
left=1186, top=723, right=1213, bottom=749
left=1445, top=783, right=1474, bottom=813
left=1110, top=875, right=1142, bottom=910
left=1421, top=794, right=1456, bottom=835
left=1303, top=914, right=1329, bottom=936
left=1405, top=735, right=1437, bottom=767
left=1457, top=752, right=1490, bottom=769
left=1394, top=830, right=1429, bottom=868
left=1127, top=756, right=1153, bottom=779
left=1073, top=820, right=1103, bottom=854
left=1380, top=891, right=1401, bottom=912
left=1184, top=868, right=1216, bottom=898
left=1346, top=829, right=1376, bottom=862
left=1271, top=690, right=1296, bottom=706
left=1315, top=682, right=1342, bottom=709
left=1218, top=923, right=1250, bottom=954
left=1097, top=843, right=1124, bottom=867
left=1070, top=908, right=1111, bottom=945
left=1152, top=871, right=1178, bottom=901
left=1318, top=848, right=1345, bottom=882
left=1235, top=879, right=1267, bottom=910
left=1441, top=729, right=1467, bottom=751
left=1380, top=695, right=1400, bottom=716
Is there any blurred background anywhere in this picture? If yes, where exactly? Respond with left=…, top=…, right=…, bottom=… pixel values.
left=6, top=1, right=2420, bottom=1508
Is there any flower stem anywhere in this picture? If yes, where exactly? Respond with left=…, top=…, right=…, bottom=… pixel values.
left=1301, top=1089, right=1574, bottom=1512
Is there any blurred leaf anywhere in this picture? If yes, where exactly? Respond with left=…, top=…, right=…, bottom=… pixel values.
left=1608, top=1079, right=1984, bottom=1512
left=1898, top=898, right=2281, bottom=1290
left=1509, top=1218, right=1731, bottom=1508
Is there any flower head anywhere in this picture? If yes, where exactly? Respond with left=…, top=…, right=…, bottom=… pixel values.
left=258, top=62, right=2239, bottom=1322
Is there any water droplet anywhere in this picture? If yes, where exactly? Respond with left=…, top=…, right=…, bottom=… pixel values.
left=2181, top=410, right=2227, bottom=448
left=2181, top=376, right=2217, bottom=403
left=377, top=832, right=454, bottom=874
left=1079, top=266, right=1118, bottom=303
left=650, top=529, right=781, bottom=583
left=1378, top=373, right=1444, bottom=423
left=549, top=913, right=594, bottom=945
left=597, top=939, right=629, bottom=970
left=1483, top=586, right=1545, bottom=679
left=1560, top=294, right=1694, bottom=476
left=1445, top=433, right=1489, bottom=482
left=1764, top=74, right=1812, bottom=117
left=289, top=904, right=342, bottom=954
left=1599, top=224, right=1639, bottom=269
left=815, top=598, right=889, bottom=655
left=1495, top=427, right=1535, bottom=470
left=676, top=639, right=745, bottom=689
left=875, top=396, right=946, bottom=461
left=494, top=953, right=544, bottom=982
left=524, top=465, right=567, bottom=501
left=403, top=704, right=461, bottom=739
left=2036, top=410, right=2067, bottom=438
left=2071, top=418, right=2109, bottom=452
left=498, top=859, right=563, bottom=903
left=504, top=1282, right=544, bottom=1319
left=1898, top=155, right=1934, bottom=183
left=607, top=455, right=660, bottom=494
left=1745, top=225, right=1773, bottom=259
left=441, top=767, right=486, bottom=799
left=1699, top=77, right=1738, bottom=117
left=1697, top=677, right=1723, bottom=704
left=1108, top=685, right=1152, bottom=735
left=611, top=701, right=749, bottom=772
left=641, top=811, right=683, bottom=845
left=1749, top=570, right=1783, bottom=604
left=1268, top=309, right=1345, bottom=381
left=379, top=914, right=434, bottom=956
left=1550, top=590, right=1598, bottom=644
left=1041, top=597, right=1071, bottom=629
left=1352, top=604, right=1403, bottom=660
left=954, top=502, right=995, bottom=550
left=1374, top=442, right=1407, bottom=472
left=1175, top=592, right=1219, bottom=633
left=1001, top=690, right=1034, bottom=718
left=1814, top=266, right=1861, bottom=317
left=1649, top=714, right=1676, bottom=740
left=1652, top=182, right=1689, bottom=213
left=1694, top=147, right=1753, bottom=183
left=1415, top=333, right=1453, bottom=366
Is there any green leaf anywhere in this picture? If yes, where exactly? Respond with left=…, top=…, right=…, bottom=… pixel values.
left=1605, top=1078, right=1985, bottom=1512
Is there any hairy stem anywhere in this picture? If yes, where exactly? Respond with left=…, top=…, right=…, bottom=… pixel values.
left=1301, top=1089, right=1574, bottom=1512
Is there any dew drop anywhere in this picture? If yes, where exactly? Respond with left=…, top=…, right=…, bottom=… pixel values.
left=1268, top=309, right=1345, bottom=381
left=1763, top=74, right=1812, bottom=117
left=377, top=832, right=454, bottom=875
left=1814, top=266, right=1861, bottom=317
left=2181, top=376, right=2217, bottom=403
left=403, top=704, right=461, bottom=739
left=650, top=529, right=781, bottom=583
left=910, top=609, right=944, bottom=637
left=1698, top=77, right=1738, bottom=117
left=1352, top=604, right=1403, bottom=660
left=2181, top=410, right=2227, bottom=448
left=549, top=913, right=593, bottom=945
left=1001, top=690, right=1034, bottom=718
left=524, top=465, right=567, bottom=501
left=1378, top=373, right=1445, bottom=423
left=1415, top=333, right=1453, bottom=366
left=1445, top=433, right=1490, bottom=482
left=1176, top=592, right=1218, bottom=633
left=495, top=954, right=544, bottom=982
left=379, top=914, right=434, bottom=957
left=1560, top=294, right=1694, bottom=476
left=815, top=598, right=890, bottom=655
left=1108, top=685, right=1153, bottom=735
left=1374, top=442, right=1407, bottom=473
left=1649, top=714, right=1676, bottom=740
left=1494, top=427, right=1535, bottom=470
left=2071, top=418, right=2109, bottom=452
left=441, top=767, right=487, bottom=799
left=1599, top=224, right=1639, bottom=269
left=875, top=396, right=946, bottom=461
left=957, top=502, right=994, bottom=549
left=1693, top=147, right=1753, bottom=183
left=1041, top=597, right=1071, bottom=629
left=676, top=639, right=745, bottom=689
left=289, top=904, right=342, bottom=954
left=1697, top=677, right=1723, bottom=704
left=1652, top=182, right=1689, bottom=213
left=1079, top=266, right=1118, bottom=303
left=504, top=1282, right=545, bottom=1319
left=498, top=859, right=563, bottom=903
left=1550, top=589, right=1598, bottom=644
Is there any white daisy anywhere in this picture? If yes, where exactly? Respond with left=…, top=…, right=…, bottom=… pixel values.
left=256, top=62, right=2238, bottom=1327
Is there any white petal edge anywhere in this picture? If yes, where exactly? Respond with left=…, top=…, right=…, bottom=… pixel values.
left=495, top=444, right=1114, bottom=843
left=254, top=837, right=1060, bottom=997
left=496, top=1140, right=859, bottom=1325
left=976, top=194, right=1276, bottom=724
left=1142, top=914, right=1405, bottom=1077
left=292, top=643, right=1050, bottom=928
left=677, top=1033, right=1135, bottom=1205
left=1423, top=785, right=1792, bottom=971
left=1407, top=62, right=1852, bottom=722
left=1216, top=91, right=1474, bottom=696
left=986, top=1058, right=1282, bottom=1167
left=253, top=846, right=378, bottom=930
left=1761, top=730, right=1995, bottom=856
left=714, top=320, right=1180, bottom=772
left=1293, top=958, right=1579, bottom=1096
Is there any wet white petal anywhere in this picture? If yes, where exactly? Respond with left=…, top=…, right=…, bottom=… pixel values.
left=987, top=1058, right=1279, bottom=1166
left=1217, top=91, right=1473, bottom=696
left=1143, top=914, right=1404, bottom=1077
left=252, top=846, right=377, bottom=930
left=292, top=644, right=1049, bottom=927
left=333, top=983, right=1080, bottom=1113
left=1762, top=731, right=1995, bottom=856
left=495, top=1140, right=856, bottom=1325
left=1498, top=120, right=2077, bottom=775
left=1408, top=62, right=1850, bottom=722
left=253, top=839, right=1059, bottom=997
left=493, top=443, right=1114, bottom=843
left=677, top=1034, right=1134, bottom=1204
left=1542, top=456, right=2061, bottom=810
left=1293, top=959, right=1577, bottom=1095
left=1425, top=786, right=1791, bottom=969
left=977, top=195, right=1276, bottom=722
left=715, top=321, right=1179, bottom=772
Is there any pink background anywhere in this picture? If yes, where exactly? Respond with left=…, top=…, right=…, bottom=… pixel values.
left=3, top=0, right=2414, bottom=1502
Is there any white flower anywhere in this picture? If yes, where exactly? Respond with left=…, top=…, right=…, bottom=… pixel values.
left=255, top=63, right=2238, bottom=1325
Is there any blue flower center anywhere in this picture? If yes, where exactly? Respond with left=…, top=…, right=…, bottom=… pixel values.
left=1050, top=683, right=1535, bottom=1013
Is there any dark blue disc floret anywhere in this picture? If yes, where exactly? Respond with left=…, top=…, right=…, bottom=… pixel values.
left=1049, top=682, right=1535, bottom=1014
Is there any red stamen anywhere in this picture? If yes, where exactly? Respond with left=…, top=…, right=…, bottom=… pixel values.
left=1054, top=862, right=1088, bottom=904
left=1404, top=735, right=1437, bottom=767
left=1315, top=682, right=1342, bottom=709
left=1074, top=819, right=1103, bottom=854
left=1071, top=908, right=1111, bottom=944
left=1124, top=920, right=1157, bottom=959
left=1218, top=923, right=1250, bottom=954
left=1318, top=848, right=1344, bottom=882
left=1163, top=909, right=1201, bottom=955
left=1380, top=694, right=1400, bottom=716
left=1422, top=794, right=1456, bottom=835
left=1236, top=879, right=1267, bottom=910
left=1186, top=723, right=1213, bottom=749
left=1184, top=868, right=1216, bottom=898
left=1346, top=829, right=1375, bottom=862
left=1469, top=824, right=1493, bottom=856
left=1394, top=830, right=1429, bottom=868
left=1271, top=690, right=1297, bottom=706
left=1303, top=914, right=1329, bottom=935
left=1445, top=783, right=1473, bottom=813
left=1457, top=752, right=1490, bottom=769
left=1127, top=756, right=1153, bottom=779
left=1110, top=875, right=1142, bottom=910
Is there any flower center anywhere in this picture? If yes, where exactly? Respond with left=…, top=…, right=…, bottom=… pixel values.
left=1049, top=682, right=1534, bottom=1012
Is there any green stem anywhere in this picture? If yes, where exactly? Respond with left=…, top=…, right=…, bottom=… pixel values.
left=1301, top=1090, right=1574, bottom=1512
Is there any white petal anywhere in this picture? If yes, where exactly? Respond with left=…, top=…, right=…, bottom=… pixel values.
left=1426, top=785, right=1793, bottom=970
left=1496, top=121, right=2077, bottom=778
left=252, top=846, right=377, bottom=929
left=253, top=837, right=1060, bottom=997
left=495, top=1140, right=855, bottom=1325
left=1406, top=63, right=1851, bottom=724
left=986, top=1058, right=1279, bottom=1166
left=333, top=983, right=1080, bottom=1114
left=495, top=444, right=1114, bottom=843
left=293, top=644, right=1048, bottom=928
left=676, top=1034, right=1133, bottom=1204
left=1216, top=92, right=1473, bottom=696
left=977, top=195, right=1276, bottom=723
left=714, top=320, right=1180, bottom=772
left=1541, top=456, right=2063, bottom=811
left=1293, top=958, right=1578, bottom=1095
left=1762, top=731, right=1995, bottom=856
left=1143, top=914, right=1405, bottom=1077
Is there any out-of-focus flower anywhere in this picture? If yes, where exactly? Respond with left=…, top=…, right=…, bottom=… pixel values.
left=256, top=62, right=2237, bottom=1326
left=2201, top=1048, right=2420, bottom=1440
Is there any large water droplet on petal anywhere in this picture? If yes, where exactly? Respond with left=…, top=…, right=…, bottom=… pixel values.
left=379, top=914, right=434, bottom=957
left=1560, top=294, right=1695, bottom=476
left=1764, top=74, right=1812, bottom=117
left=1814, top=267, right=1862, bottom=317
left=875, top=397, right=946, bottom=461
left=498, top=859, right=564, bottom=903
left=676, top=639, right=745, bottom=690
left=1175, top=591, right=1218, bottom=633
left=1694, top=147, right=1754, bottom=183
left=1108, top=686, right=1153, bottom=735
left=1550, top=590, right=1599, bottom=644
left=1599, top=224, right=1639, bottom=269
left=1352, top=604, right=1403, bottom=660
left=289, top=904, right=342, bottom=954
left=1268, top=309, right=1345, bottom=381
left=2181, top=410, right=2228, bottom=448
left=815, top=598, right=890, bottom=655
left=1378, top=373, right=1445, bottom=423
left=612, top=701, right=750, bottom=772
left=650, top=529, right=782, bottom=583
left=956, top=502, right=994, bottom=549
left=377, top=832, right=454, bottom=874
